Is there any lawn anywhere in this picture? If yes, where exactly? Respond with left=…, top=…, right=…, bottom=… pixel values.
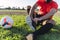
left=0, top=11, right=60, bottom=40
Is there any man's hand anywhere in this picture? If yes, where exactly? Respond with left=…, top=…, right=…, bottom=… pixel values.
left=33, top=18, right=38, bottom=21
left=33, top=18, right=38, bottom=24
left=33, top=18, right=42, bottom=21
left=33, top=18, right=42, bottom=24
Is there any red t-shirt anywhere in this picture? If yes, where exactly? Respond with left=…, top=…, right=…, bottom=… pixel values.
left=36, top=1, right=58, bottom=15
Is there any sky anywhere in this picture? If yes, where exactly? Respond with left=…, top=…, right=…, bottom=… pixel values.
left=0, top=0, right=60, bottom=8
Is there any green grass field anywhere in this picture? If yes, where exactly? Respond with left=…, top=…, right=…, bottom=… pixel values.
left=0, top=10, right=60, bottom=40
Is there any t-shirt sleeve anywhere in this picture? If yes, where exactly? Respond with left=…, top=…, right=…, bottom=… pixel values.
left=52, top=2, right=58, bottom=9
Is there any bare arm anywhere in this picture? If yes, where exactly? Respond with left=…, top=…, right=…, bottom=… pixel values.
left=39, top=8, right=57, bottom=20
left=29, top=3, right=37, bottom=20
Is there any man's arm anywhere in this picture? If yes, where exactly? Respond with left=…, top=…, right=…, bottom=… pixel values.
left=39, top=8, right=57, bottom=20
left=29, top=3, right=37, bottom=20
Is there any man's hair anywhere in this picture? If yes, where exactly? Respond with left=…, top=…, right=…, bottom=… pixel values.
left=46, top=0, right=52, bottom=3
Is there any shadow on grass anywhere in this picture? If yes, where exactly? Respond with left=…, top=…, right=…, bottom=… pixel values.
left=53, top=24, right=60, bottom=31
left=37, top=31, right=60, bottom=40
left=3, top=22, right=33, bottom=40
left=3, top=26, right=29, bottom=40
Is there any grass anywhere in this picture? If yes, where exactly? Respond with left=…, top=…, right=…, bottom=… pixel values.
left=0, top=14, right=60, bottom=40
left=0, top=15, right=31, bottom=40
left=0, top=10, right=26, bottom=12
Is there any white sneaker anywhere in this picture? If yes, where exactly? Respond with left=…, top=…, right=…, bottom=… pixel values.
left=26, top=34, right=33, bottom=40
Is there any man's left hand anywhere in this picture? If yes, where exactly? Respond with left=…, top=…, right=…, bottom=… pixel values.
left=33, top=18, right=39, bottom=24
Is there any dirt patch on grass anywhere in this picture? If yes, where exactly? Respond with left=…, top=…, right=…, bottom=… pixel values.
left=0, top=10, right=60, bottom=17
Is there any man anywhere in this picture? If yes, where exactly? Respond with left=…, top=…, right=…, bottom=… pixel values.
left=26, top=0, right=58, bottom=40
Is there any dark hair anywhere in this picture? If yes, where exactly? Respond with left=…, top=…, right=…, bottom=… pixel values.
left=27, top=6, right=31, bottom=14
left=46, top=0, right=52, bottom=3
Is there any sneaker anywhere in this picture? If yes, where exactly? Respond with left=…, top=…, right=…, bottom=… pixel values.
left=26, top=34, right=33, bottom=40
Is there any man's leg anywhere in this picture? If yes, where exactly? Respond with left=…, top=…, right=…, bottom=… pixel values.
left=26, top=14, right=42, bottom=31
left=33, top=23, right=53, bottom=40
left=26, top=16, right=41, bottom=40
left=26, top=19, right=55, bottom=40
left=26, top=15, right=36, bottom=31
left=26, top=23, right=53, bottom=40
left=33, top=19, right=56, bottom=40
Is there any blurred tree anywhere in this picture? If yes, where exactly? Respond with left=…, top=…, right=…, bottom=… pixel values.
left=12, top=7, right=16, bottom=10
left=17, top=7, right=21, bottom=10
left=5, top=7, right=11, bottom=10
left=22, top=7, right=25, bottom=10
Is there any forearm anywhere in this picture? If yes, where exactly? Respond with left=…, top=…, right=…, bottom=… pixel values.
left=29, top=8, right=35, bottom=19
left=29, top=3, right=37, bottom=20
left=39, top=8, right=57, bottom=20
left=39, top=13, right=53, bottom=20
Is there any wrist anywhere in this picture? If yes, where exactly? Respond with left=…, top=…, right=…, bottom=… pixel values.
left=39, top=18, right=43, bottom=21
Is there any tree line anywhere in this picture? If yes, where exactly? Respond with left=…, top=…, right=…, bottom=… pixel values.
left=0, top=7, right=25, bottom=10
